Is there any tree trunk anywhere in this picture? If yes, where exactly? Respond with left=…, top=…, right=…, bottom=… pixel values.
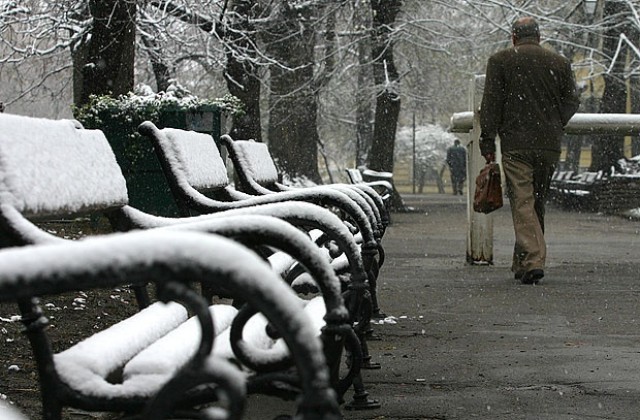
left=224, top=0, right=262, bottom=142
left=370, top=92, right=401, bottom=171
left=140, top=23, right=173, bottom=93
left=368, top=0, right=404, bottom=209
left=590, top=0, right=627, bottom=173
left=368, top=0, right=402, bottom=173
left=70, top=5, right=90, bottom=106
left=71, top=38, right=90, bottom=106
left=78, top=0, right=136, bottom=106
left=355, top=5, right=374, bottom=167
left=264, top=3, right=321, bottom=183
left=269, top=65, right=321, bottom=183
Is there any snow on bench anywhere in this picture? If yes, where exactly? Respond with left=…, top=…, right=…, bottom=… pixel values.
left=0, top=113, right=128, bottom=218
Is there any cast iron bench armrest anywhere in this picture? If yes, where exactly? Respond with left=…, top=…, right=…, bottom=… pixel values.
left=109, top=201, right=369, bottom=283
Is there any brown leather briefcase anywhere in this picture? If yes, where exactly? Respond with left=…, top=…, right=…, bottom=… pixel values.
left=473, top=162, right=503, bottom=214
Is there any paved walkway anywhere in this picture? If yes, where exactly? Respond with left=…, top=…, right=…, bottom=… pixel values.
left=247, top=194, right=640, bottom=419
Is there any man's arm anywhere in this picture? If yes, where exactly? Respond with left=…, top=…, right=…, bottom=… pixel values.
left=560, top=60, right=581, bottom=126
left=480, top=55, right=504, bottom=158
left=480, top=55, right=504, bottom=140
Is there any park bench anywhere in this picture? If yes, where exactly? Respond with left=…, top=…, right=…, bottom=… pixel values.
left=136, top=121, right=382, bottom=405
left=549, top=170, right=597, bottom=210
left=0, top=229, right=341, bottom=419
left=345, top=167, right=394, bottom=215
left=138, top=124, right=383, bottom=331
left=215, top=134, right=389, bottom=322
left=218, top=135, right=389, bottom=235
left=550, top=168, right=640, bottom=213
left=0, top=113, right=374, bottom=414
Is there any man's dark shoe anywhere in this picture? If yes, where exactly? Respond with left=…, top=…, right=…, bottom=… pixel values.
left=514, top=270, right=525, bottom=280
left=521, top=269, right=544, bottom=285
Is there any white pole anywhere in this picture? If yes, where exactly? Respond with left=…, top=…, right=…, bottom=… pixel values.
left=412, top=111, right=416, bottom=194
left=466, top=75, right=494, bottom=264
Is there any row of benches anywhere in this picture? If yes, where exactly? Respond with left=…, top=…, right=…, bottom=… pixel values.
left=0, top=113, right=391, bottom=419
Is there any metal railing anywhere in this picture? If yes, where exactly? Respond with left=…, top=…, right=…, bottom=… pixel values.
left=451, top=111, right=640, bottom=136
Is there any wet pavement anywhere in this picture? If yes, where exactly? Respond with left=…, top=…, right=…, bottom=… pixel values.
left=246, top=193, right=640, bottom=419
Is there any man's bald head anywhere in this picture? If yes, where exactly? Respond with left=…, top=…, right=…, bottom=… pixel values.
left=511, top=17, right=540, bottom=43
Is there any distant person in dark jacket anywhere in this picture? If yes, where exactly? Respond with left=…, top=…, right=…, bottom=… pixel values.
left=446, top=139, right=466, bottom=195
left=480, top=16, right=580, bottom=285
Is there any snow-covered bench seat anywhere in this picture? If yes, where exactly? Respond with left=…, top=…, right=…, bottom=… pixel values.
left=0, top=113, right=372, bottom=408
left=0, top=230, right=341, bottom=419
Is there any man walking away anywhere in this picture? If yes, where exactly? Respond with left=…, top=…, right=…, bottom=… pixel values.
left=479, top=16, right=580, bottom=285
left=446, top=139, right=467, bottom=195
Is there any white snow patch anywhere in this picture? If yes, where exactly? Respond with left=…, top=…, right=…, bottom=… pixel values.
left=54, top=302, right=188, bottom=398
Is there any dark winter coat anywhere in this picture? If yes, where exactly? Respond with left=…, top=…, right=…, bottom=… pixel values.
left=480, top=39, right=580, bottom=154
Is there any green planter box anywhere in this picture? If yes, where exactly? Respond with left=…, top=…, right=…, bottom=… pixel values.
left=78, top=103, right=222, bottom=217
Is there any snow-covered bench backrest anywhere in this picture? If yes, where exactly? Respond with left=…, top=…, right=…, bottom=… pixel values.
left=232, top=140, right=279, bottom=185
left=0, top=113, right=129, bottom=218
left=346, top=168, right=364, bottom=184
left=155, top=127, right=229, bottom=191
